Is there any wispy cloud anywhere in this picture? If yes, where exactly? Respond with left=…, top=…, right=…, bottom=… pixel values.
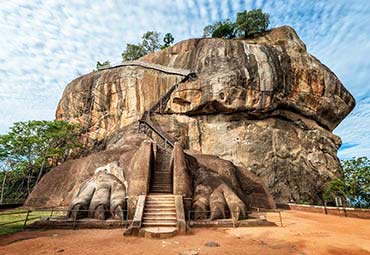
left=0, top=0, right=369, bottom=159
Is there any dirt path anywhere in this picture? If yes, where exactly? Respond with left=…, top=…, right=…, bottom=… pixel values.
left=0, top=210, right=369, bottom=255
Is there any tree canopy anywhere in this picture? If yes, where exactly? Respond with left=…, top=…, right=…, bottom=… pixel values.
left=121, top=32, right=175, bottom=61
left=121, top=43, right=147, bottom=61
left=203, top=19, right=236, bottom=39
left=235, top=9, right=270, bottom=37
left=203, top=9, right=270, bottom=39
left=162, top=33, right=174, bottom=49
left=324, top=157, right=370, bottom=208
left=0, top=120, right=81, bottom=202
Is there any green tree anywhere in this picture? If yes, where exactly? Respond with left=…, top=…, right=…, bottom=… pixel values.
left=324, top=157, right=370, bottom=208
left=0, top=120, right=81, bottom=200
left=162, top=33, right=174, bottom=49
left=121, top=43, right=146, bottom=61
left=203, top=19, right=236, bottom=39
left=235, top=9, right=270, bottom=37
left=141, top=31, right=161, bottom=53
left=96, top=60, right=111, bottom=70
left=122, top=31, right=175, bottom=61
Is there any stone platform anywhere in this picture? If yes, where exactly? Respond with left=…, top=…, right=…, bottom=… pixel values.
left=29, top=217, right=274, bottom=232
left=189, top=218, right=275, bottom=228
left=138, top=227, right=177, bottom=239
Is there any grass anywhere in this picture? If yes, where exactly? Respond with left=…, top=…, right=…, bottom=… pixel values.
left=0, top=208, right=64, bottom=236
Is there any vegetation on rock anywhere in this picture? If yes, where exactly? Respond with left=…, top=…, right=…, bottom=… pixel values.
left=121, top=31, right=175, bottom=61
left=0, top=120, right=81, bottom=203
left=235, top=9, right=270, bottom=37
left=96, top=60, right=111, bottom=70
left=203, top=9, right=270, bottom=38
left=162, top=32, right=174, bottom=49
left=203, top=19, right=236, bottom=39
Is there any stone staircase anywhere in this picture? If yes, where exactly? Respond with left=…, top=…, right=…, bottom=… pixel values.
left=150, top=146, right=173, bottom=193
left=138, top=146, right=179, bottom=238
left=127, top=67, right=195, bottom=238
left=142, top=194, right=177, bottom=228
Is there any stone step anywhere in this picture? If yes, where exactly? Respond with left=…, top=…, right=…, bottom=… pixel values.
left=152, top=171, right=171, bottom=175
left=151, top=177, right=172, bottom=181
left=151, top=184, right=172, bottom=188
left=144, top=208, right=176, bottom=213
left=146, top=200, right=174, bottom=204
left=151, top=175, right=171, bottom=180
left=146, top=196, right=174, bottom=200
left=146, top=197, right=174, bottom=200
left=145, top=204, right=175, bottom=209
left=150, top=190, right=172, bottom=194
left=144, top=212, right=177, bottom=216
left=147, top=194, right=174, bottom=197
left=152, top=177, right=171, bottom=180
left=146, top=201, right=174, bottom=205
left=142, top=222, right=177, bottom=227
left=143, top=216, right=177, bottom=221
left=151, top=181, right=172, bottom=185
left=150, top=187, right=172, bottom=192
left=143, top=220, right=177, bottom=225
left=139, top=227, right=177, bottom=239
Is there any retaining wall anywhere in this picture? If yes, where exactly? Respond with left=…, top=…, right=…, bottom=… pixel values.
left=280, top=203, right=370, bottom=219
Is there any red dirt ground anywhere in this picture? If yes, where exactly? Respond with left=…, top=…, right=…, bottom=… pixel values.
left=0, top=210, right=369, bottom=255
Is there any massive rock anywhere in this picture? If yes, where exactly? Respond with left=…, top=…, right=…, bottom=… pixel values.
left=27, top=26, right=355, bottom=211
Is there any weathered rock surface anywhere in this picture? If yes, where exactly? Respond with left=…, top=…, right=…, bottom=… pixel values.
left=26, top=132, right=274, bottom=220
left=28, top=26, right=355, bottom=208
left=142, top=26, right=354, bottom=131
left=56, top=64, right=184, bottom=148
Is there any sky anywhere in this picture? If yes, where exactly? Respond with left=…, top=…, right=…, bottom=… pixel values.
left=0, top=0, right=369, bottom=159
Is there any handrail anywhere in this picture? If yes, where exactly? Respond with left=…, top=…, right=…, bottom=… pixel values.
left=139, top=119, right=174, bottom=148
left=99, top=60, right=195, bottom=77
left=138, top=71, right=196, bottom=148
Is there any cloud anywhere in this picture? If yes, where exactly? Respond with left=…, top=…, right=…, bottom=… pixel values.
left=0, top=0, right=369, bottom=159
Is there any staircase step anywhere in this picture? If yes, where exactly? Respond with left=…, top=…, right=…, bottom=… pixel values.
left=150, top=187, right=172, bottom=191
left=146, top=200, right=174, bottom=203
left=144, top=208, right=176, bottom=213
left=144, top=212, right=176, bottom=216
left=143, top=216, right=177, bottom=221
left=139, top=227, right=177, bottom=239
left=151, top=182, right=172, bottom=185
left=150, top=191, right=172, bottom=194
left=147, top=195, right=174, bottom=197
left=151, top=185, right=172, bottom=189
left=146, top=200, right=174, bottom=204
left=145, top=205, right=175, bottom=209
left=146, top=197, right=174, bottom=200
left=142, top=222, right=177, bottom=227
left=151, top=178, right=172, bottom=182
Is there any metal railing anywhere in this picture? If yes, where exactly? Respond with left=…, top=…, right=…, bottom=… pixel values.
left=0, top=208, right=130, bottom=231
left=98, top=60, right=195, bottom=77
left=137, top=71, right=197, bottom=148
left=187, top=207, right=284, bottom=227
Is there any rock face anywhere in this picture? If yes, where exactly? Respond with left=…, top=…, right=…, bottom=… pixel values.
left=27, top=26, right=355, bottom=211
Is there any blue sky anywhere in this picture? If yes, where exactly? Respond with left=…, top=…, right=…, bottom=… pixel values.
left=0, top=0, right=369, bottom=159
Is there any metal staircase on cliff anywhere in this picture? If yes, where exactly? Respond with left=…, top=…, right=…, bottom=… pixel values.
left=138, top=64, right=196, bottom=148
left=130, top=63, right=195, bottom=237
